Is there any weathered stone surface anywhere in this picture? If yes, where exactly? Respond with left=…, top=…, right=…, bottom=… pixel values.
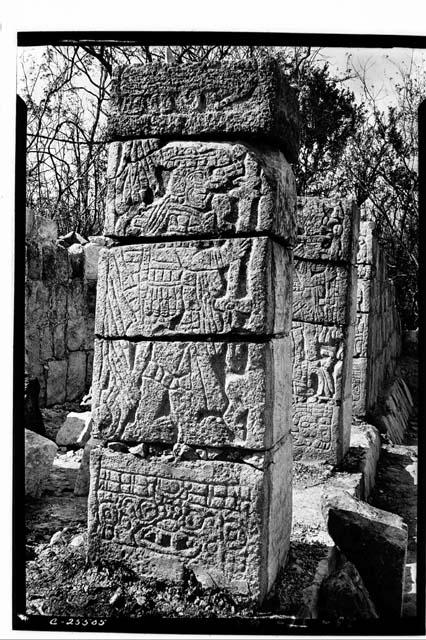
left=74, top=436, right=98, bottom=496
left=67, top=351, right=87, bottom=401
left=295, top=198, right=360, bottom=263
left=291, top=321, right=354, bottom=463
left=88, top=441, right=292, bottom=601
left=24, top=375, right=45, bottom=437
left=46, top=360, right=67, bottom=405
left=33, top=215, right=58, bottom=244
left=107, top=59, right=299, bottom=163
left=293, top=261, right=356, bottom=326
left=96, top=239, right=292, bottom=338
left=56, top=411, right=92, bottom=447
left=318, top=553, right=378, bottom=621
left=105, top=139, right=296, bottom=241
left=92, top=337, right=291, bottom=449
left=322, top=489, right=408, bottom=617
left=83, top=242, right=102, bottom=280
left=25, top=429, right=58, bottom=498
left=346, top=421, right=381, bottom=500
left=292, top=399, right=351, bottom=463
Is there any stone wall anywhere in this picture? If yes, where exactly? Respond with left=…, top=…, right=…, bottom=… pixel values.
left=352, top=217, right=402, bottom=416
left=291, top=197, right=360, bottom=464
left=25, top=214, right=102, bottom=406
left=87, top=58, right=299, bottom=603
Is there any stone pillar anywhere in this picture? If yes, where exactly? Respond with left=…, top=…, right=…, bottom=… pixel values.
left=87, top=58, right=299, bottom=602
left=352, top=217, right=402, bottom=416
left=291, top=198, right=360, bottom=464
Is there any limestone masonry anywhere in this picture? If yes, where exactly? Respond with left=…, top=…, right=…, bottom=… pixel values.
left=291, top=198, right=360, bottom=464
left=25, top=215, right=101, bottom=406
left=352, top=215, right=401, bottom=416
left=88, top=58, right=299, bottom=602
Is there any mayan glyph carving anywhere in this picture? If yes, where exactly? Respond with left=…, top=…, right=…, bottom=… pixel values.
left=96, top=239, right=292, bottom=337
left=107, top=58, right=299, bottom=163
left=295, top=198, right=360, bottom=263
left=293, top=261, right=356, bottom=326
left=88, top=443, right=292, bottom=600
left=105, top=140, right=297, bottom=241
left=88, top=58, right=298, bottom=602
left=291, top=197, right=359, bottom=463
left=91, top=338, right=291, bottom=449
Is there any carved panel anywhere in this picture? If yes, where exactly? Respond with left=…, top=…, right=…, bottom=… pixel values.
left=293, top=261, right=356, bottom=326
left=106, top=59, right=299, bottom=163
left=87, top=444, right=292, bottom=600
left=96, top=239, right=292, bottom=338
left=91, top=337, right=291, bottom=449
left=295, top=197, right=360, bottom=263
left=105, top=140, right=296, bottom=242
left=292, top=322, right=347, bottom=403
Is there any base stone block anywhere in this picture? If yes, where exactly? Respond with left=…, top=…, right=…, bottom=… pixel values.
left=88, top=440, right=291, bottom=602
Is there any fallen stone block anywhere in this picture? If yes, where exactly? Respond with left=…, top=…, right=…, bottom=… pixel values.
left=318, top=551, right=378, bottom=621
left=345, top=421, right=381, bottom=499
left=56, top=411, right=92, bottom=448
left=322, top=489, right=408, bottom=617
left=25, top=429, right=58, bottom=498
left=87, top=441, right=292, bottom=603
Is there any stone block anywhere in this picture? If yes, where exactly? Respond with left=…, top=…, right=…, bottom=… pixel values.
left=42, top=244, right=56, bottom=281
left=67, top=351, right=87, bottom=401
left=52, top=323, right=66, bottom=359
left=322, top=489, right=408, bottom=617
left=96, top=238, right=292, bottom=338
left=356, top=220, right=376, bottom=265
left=348, top=421, right=381, bottom=500
left=33, top=215, right=58, bottom=243
left=293, top=261, right=356, bottom=326
left=105, top=139, right=296, bottom=242
left=25, top=429, right=58, bottom=498
left=26, top=241, right=42, bottom=280
left=56, top=245, right=70, bottom=282
left=352, top=357, right=368, bottom=416
left=46, top=359, right=67, bottom=405
left=292, top=399, right=351, bottom=464
left=107, top=58, right=299, bottom=163
left=295, top=198, right=360, bottom=263
left=84, top=242, right=102, bottom=280
left=74, top=436, right=99, bottom=496
left=292, top=322, right=349, bottom=404
left=353, top=312, right=369, bottom=358
left=91, top=337, right=291, bottom=450
left=68, top=243, right=85, bottom=278
left=56, top=411, right=92, bottom=447
left=87, top=440, right=292, bottom=601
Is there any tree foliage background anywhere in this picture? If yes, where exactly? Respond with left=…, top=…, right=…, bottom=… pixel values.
left=18, top=44, right=423, bottom=327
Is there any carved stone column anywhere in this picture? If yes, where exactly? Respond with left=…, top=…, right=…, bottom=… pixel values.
left=88, top=58, right=299, bottom=602
left=292, top=197, right=360, bottom=464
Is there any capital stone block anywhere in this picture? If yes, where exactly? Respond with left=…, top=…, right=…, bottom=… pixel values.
left=107, top=59, right=299, bottom=163
left=87, top=441, right=292, bottom=602
left=105, top=139, right=296, bottom=242
left=295, top=198, right=360, bottom=263
left=92, top=337, right=291, bottom=450
left=293, top=261, right=357, bottom=326
left=95, top=238, right=292, bottom=338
